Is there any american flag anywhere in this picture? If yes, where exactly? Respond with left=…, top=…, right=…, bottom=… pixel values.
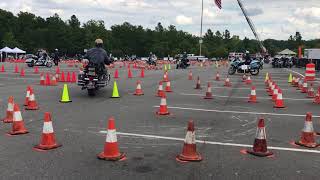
left=214, top=0, right=222, bottom=9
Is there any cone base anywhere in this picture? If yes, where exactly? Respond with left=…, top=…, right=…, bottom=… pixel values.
left=294, top=141, right=319, bottom=148
left=165, top=90, right=173, bottom=92
left=111, top=96, right=120, bottom=98
left=2, top=118, right=13, bottom=123
left=156, top=111, right=170, bottom=115
left=34, top=143, right=62, bottom=150
left=246, top=150, right=273, bottom=157
left=194, top=87, right=202, bottom=90
left=248, top=100, right=257, bottom=103
left=134, top=93, right=144, bottom=96
left=203, top=96, right=213, bottom=99
left=60, top=100, right=72, bottom=103
left=176, top=153, right=202, bottom=162
left=25, top=106, right=39, bottom=110
left=273, top=105, right=286, bottom=108
left=8, top=130, right=29, bottom=135
left=97, top=152, right=126, bottom=161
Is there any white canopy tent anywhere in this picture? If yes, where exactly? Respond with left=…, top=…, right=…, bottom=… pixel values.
left=12, top=47, right=26, bottom=54
left=278, top=49, right=297, bottom=55
left=0, top=47, right=26, bottom=61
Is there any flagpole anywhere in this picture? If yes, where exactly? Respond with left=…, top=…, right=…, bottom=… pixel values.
left=199, top=0, right=204, bottom=56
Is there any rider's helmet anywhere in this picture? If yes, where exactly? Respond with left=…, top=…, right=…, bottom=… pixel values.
left=95, top=39, right=103, bottom=48
left=55, top=49, right=58, bottom=51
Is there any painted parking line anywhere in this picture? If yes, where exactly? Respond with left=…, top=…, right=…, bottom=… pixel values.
left=180, top=93, right=312, bottom=101
left=210, top=86, right=290, bottom=91
left=98, top=131, right=320, bottom=154
left=153, top=106, right=320, bottom=118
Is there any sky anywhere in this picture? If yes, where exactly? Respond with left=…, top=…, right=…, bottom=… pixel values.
left=1, top=0, right=320, bottom=40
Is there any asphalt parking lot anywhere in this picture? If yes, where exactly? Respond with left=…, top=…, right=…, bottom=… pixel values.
left=0, top=62, right=320, bottom=180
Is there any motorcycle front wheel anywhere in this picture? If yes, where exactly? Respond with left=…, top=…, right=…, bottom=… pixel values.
left=228, top=66, right=236, bottom=75
left=250, top=69, right=259, bottom=76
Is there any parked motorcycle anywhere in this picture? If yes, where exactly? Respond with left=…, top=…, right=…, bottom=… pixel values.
left=77, top=62, right=110, bottom=96
left=228, top=59, right=260, bottom=75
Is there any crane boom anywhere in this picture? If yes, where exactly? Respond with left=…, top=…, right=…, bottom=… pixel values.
left=236, top=0, right=267, bottom=54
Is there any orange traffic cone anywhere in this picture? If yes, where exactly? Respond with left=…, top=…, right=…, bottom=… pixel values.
left=1, top=64, right=5, bottom=72
left=25, top=88, right=39, bottom=110
left=114, top=69, right=119, bottom=78
left=301, top=79, right=307, bottom=93
left=224, top=77, right=231, bottom=87
left=163, top=71, right=169, bottom=82
left=215, top=72, right=220, bottom=81
left=14, top=64, right=19, bottom=73
left=134, top=80, right=144, bottom=96
left=188, top=71, right=193, bottom=80
left=56, top=66, right=60, bottom=74
left=55, top=73, right=60, bottom=82
left=165, top=81, right=173, bottom=92
left=245, top=118, right=273, bottom=157
left=204, top=82, right=213, bottom=99
left=34, top=66, right=39, bottom=74
left=314, top=87, right=320, bottom=104
left=45, top=73, right=51, bottom=86
left=294, top=112, right=319, bottom=148
left=71, top=72, right=77, bottom=83
left=156, top=81, right=164, bottom=97
left=268, top=82, right=275, bottom=96
left=66, top=72, right=71, bottom=82
left=97, top=117, right=126, bottom=161
left=156, top=93, right=170, bottom=115
left=140, top=68, right=145, bottom=78
left=271, top=86, right=279, bottom=102
left=291, top=76, right=296, bottom=86
left=194, top=76, right=202, bottom=89
left=20, top=68, right=25, bottom=77
left=60, top=71, right=66, bottom=82
left=51, top=75, right=57, bottom=86
left=34, top=112, right=62, bottom=151
left=24, top=86, right=31, bottom=106
left=176, top=120, right=202, bottom=162
left=39, top=73, right=45, bottom=85
left=274, top=89, right=285, bottom=108
left=307, top=83, right=315, bottom=98
left=242, top=74, right=247, bottom=82
left=245, top=76, right=252, bottom=84
left=2, top=96, right=14, bottom=123
left=248, top=86, right=257, bottom=103
left=8, top=104, right=28, bottom=135
left=127, top=68, right=133, bottom=78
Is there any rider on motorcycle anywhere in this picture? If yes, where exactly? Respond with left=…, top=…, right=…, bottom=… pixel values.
left=83, top=39, right=111, bottom=81
left=238, top=51, right=251, bottom=67
left=181, top=52, right=189, bottom=67
left=147, top=52, right=155, bottom=65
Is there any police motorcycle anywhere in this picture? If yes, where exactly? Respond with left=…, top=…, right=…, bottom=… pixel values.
left=26, top=50, right=53, bottom=68
left=228, top=58, right=260, bottom=75
left=77, top=60, right=111, bottom=96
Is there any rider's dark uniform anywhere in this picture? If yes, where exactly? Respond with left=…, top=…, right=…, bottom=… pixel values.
left=84, top=47, right=111, bottom=75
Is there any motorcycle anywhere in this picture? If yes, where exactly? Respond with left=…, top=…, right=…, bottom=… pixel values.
left=228, top=59, right=260, bottom=75
left=77, top=63, right=110, bottom=96
left=25, top=55, right=53, bottom=68
left=176, top=59, right=189, bottom=69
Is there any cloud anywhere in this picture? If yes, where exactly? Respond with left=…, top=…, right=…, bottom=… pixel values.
left=246, top=8, right=263, bottom=16
left=1, top=0, right=320, bottom=40
left=175, top=15, right=193, bottom=25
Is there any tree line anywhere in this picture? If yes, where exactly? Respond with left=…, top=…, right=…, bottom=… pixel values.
left=1, top=9, right=320, bottom=58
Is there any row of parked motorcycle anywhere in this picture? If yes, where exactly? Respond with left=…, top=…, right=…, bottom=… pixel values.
left=271, top=57, right=294, bottom=68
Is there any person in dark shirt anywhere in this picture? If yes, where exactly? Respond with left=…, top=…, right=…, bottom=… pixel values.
left=83, top=39, right=111, bottom=75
